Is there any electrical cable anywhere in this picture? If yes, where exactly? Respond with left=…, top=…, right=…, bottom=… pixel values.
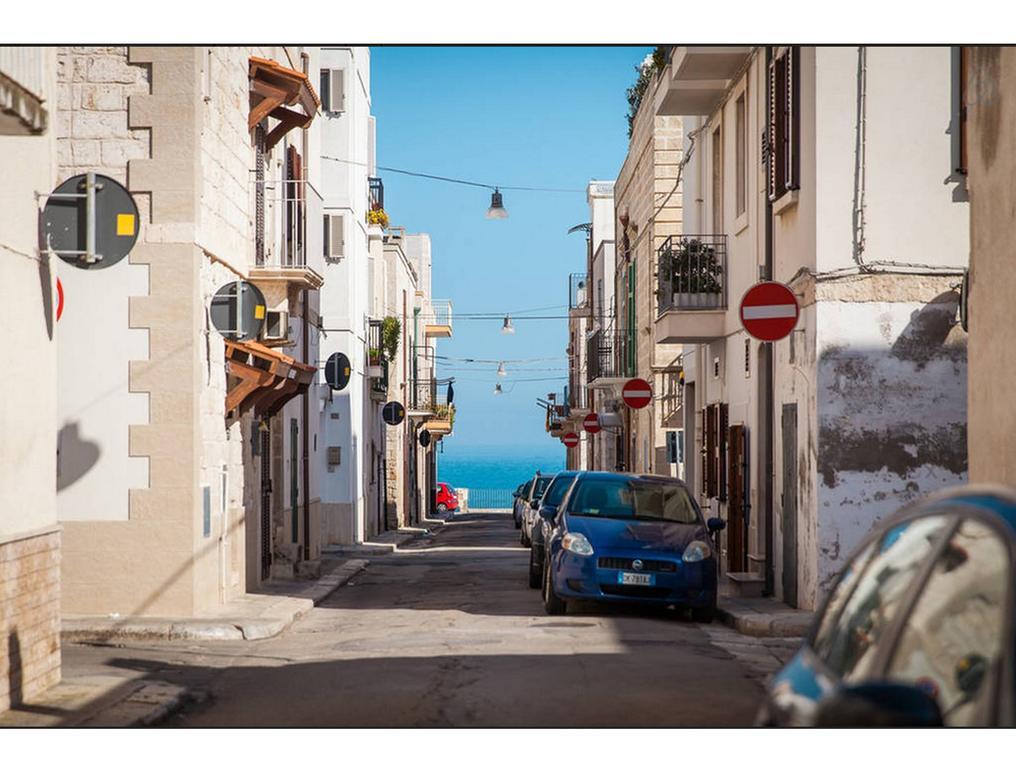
left=320, top=155, right=583, bottom=194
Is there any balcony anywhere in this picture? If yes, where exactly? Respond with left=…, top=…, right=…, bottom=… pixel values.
left=567, top=373, right=589, bottom=415
left=586, top=329, right=630, bottom=386
left=569, top=273, right=590, bottom=317
left=366, top=319, right=388, bottom=398
left=251, top=171, right=324, bottom=291
left=654, top=46, right=753, bottom=117
left=655, top=234, right=728, bottom=344
left=369, top=176, right=384, bottom=211
left=413, top=377, right=454, bottom=435
left=424, top=299, right=453, bottom=338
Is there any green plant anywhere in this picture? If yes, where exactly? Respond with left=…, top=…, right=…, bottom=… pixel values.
left=381, top=316, right=400, bottom=362
left=626, top=46, right=667, bottom=138
left=435, top=402, right=456, bottom=428
left=657, top=238, right=724, bottom=299
left=368, top=346, right=382, bottom=365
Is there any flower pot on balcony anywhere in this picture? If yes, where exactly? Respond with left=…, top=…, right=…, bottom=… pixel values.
left=367, top=365, right=383, bottom=378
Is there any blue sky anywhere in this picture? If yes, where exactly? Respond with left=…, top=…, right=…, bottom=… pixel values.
left=371, top=46, right=650, bottom=458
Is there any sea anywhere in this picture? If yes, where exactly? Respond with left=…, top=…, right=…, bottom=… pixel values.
left=437, top=443, right=565, bottom=492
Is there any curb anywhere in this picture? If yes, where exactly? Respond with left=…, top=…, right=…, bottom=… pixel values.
left=62, top=558, right=369, bottom=646
left=716, top=603, right=813, bottom=639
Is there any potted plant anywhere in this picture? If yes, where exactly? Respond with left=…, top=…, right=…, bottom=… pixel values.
left=381, top=316, right=400, bottom=362
left=367, top=208, right=389, bottom=229
left=367, top=346, right=383, bottom=377
left=658, top=237, right=724, bottom=310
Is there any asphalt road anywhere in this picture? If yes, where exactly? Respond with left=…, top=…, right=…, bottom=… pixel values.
left=66, top=511, right=787, bottom=726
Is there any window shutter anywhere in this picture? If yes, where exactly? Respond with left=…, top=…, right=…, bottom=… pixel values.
left=718, top=403, right=729, bottom=502
left=326, top=214, right=344, bottom=258
left=320, top=69, right=330, bottom=111
left=767, top=57, right=778, bottom=201
left=329, top=69, right=344, bottom=113
left=785, top=46, right=800, bottom=192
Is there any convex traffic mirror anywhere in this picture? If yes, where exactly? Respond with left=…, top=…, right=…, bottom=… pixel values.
left=210, top=281, right=267, bottom=341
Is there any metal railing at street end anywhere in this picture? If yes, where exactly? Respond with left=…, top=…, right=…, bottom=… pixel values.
left=462, top=488, right=514, bottom=510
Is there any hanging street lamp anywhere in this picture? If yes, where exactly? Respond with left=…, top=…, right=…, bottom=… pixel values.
left=501, top=314, right=515, bottom=334
left=486, top=187, right=508, bottom=219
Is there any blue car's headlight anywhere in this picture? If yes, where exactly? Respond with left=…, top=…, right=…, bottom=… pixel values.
left=562, top=532, right=594, bottom=556
left=682, top=540, right=712, bottom=563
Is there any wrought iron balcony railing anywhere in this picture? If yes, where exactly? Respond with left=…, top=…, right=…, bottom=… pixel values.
left=586, top=329, right=629, bottom=383
left=412, top=377, right=451, bottom=412
left=656, top=234, right=728, bottom=315
left=367, top=319, right=388, bottom=394
left=569, top=272, right=590, bottom=311
left=369, top=176, right=384, bottom=211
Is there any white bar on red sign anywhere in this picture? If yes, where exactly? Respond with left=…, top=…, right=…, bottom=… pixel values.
left=742, top=305, right=797, bottom=320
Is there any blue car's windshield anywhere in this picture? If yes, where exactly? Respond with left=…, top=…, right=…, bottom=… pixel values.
left=543, top=474, right=577, bottom=507
left=569, top=477, right=699, bottom=524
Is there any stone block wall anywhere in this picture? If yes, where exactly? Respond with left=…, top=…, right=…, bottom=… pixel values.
left=0, top=529, right=61, bottom=712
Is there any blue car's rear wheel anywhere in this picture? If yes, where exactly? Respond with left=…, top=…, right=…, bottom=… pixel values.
left=528, top=547, right=541, bottom=588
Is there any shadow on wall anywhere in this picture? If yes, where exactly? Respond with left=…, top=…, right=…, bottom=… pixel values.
left=817, top=290, right=967, bottom=490
left=7, top=632, right=22, bottom=709
left=37, top=251, right=54, bottom=341
left=57, top=422, right=101, bottom=491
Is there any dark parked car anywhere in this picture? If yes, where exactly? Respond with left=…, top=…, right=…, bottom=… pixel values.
left=512, top=479, right=534, bottom=529
left=757, top=485, right=1016, bottom=727
left=542, top=472, right=724, bottom=620
left=528, top=471, right=579, bottom=588
left=514, top=473, right=551, bottom=543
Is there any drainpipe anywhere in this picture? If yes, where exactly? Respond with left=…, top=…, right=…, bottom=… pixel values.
left=763, top=46, right=775, bottom=597
left=302, top=288, right=312, bottom=562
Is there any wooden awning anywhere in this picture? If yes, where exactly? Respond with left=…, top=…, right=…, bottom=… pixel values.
left=249, top=56, right=320, bottom=151
left=225, top=339, right=316, bottom=418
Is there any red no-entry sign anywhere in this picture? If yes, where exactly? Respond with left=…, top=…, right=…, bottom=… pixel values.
left=562, top=432, right=579, bottom=448
left=739, top=281, right=800, bottom=342
left=622, top=378, right=652, bottom=410
left=583, top=413, right=600, bottom=434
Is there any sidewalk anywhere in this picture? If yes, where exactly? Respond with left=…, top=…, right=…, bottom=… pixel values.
left=62, top=556, right=368, bottom=644
left=321, top=519, right=445, bottom=557
left=2, top=555, right=370, bottom=726
left=716, top=589, right=815, bottom=639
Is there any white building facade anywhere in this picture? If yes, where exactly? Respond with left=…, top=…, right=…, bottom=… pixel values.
left=655, top=46, right=969, bottom=608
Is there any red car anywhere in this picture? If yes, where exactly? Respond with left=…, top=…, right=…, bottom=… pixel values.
left=435, top=482, right=459, bottom=513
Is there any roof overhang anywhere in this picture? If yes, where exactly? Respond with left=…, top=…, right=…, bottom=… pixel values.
left=249, top=56, right=320, bottom=150
left=225, top=339, right=316, bottom=418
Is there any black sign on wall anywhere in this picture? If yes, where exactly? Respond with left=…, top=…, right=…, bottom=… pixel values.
left=382, top=401, right=405, bottom=426
left=419, top=429, right=431, bottom=448
left=325, top=352, right=352, bottom=391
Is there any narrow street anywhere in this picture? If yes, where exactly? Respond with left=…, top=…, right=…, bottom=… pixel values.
left=61, top=512, right=791, bottom=727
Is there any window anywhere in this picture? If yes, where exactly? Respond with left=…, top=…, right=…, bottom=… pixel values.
left=323, top=213, right=344, bottom=259
left=816, top=515, right=952, bottom=680
left=767, top=46, right=800, bottom=201
left=886, top=518, right=1009, bottom=726
left=712, top=124, right=723, bottom=234
left=320, top=68, right=345, bottom=113
left=702, top=403, right=728, bottom=500
left=735, top=93, right=747, bottom=217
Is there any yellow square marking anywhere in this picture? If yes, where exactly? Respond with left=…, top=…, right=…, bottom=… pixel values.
left=254, top=305, right=266, bottom=320
left=116, top=213, right=136, bottom=236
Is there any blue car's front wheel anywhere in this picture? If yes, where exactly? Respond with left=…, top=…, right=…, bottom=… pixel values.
left=543, top=566, right=567, bottom=615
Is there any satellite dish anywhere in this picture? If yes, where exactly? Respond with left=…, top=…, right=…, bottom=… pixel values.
left=210, top=281, right=267, bottom=341
left=42, top=173, right=140, bottom=269
left=325, top=352, right=352, bottom=391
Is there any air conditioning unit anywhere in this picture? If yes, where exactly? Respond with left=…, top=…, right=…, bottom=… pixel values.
left=262, top=310, right=289, bottom=342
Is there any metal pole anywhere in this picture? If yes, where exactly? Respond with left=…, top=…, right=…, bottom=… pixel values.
left=763, top=46, right=776, bottom=598
left=84, top=171, right=97, bottom=265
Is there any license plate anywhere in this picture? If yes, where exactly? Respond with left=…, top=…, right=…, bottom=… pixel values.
left=618, top=572, right=654, bottom=586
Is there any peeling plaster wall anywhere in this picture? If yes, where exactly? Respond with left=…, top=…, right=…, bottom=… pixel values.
left=813, top=290, right=967, bottom=595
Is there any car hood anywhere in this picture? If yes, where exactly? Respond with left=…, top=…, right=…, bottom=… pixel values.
left=566, top=515, right=705, bottom=553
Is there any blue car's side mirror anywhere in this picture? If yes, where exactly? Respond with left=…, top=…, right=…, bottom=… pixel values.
left=707, top=517, right=726, bottom=533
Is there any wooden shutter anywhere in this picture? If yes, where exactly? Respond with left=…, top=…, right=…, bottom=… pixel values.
left=323, top=214, right=344, bottom=258
left=718, top=403, right=729, bottom=502
left=785, top=46, right=800, bottom=192
left=320, top=69, right=330, bottom=111
left=704, top=405, right=718, bottom=498
left=767, top=56, right=779, bottom=201
left=329, top=69, right=344, bottom=113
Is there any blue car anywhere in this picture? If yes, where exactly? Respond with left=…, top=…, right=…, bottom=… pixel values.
left=542, top=472, right=725, bottom=621
left=757, top=485, right=1016, bottom=727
